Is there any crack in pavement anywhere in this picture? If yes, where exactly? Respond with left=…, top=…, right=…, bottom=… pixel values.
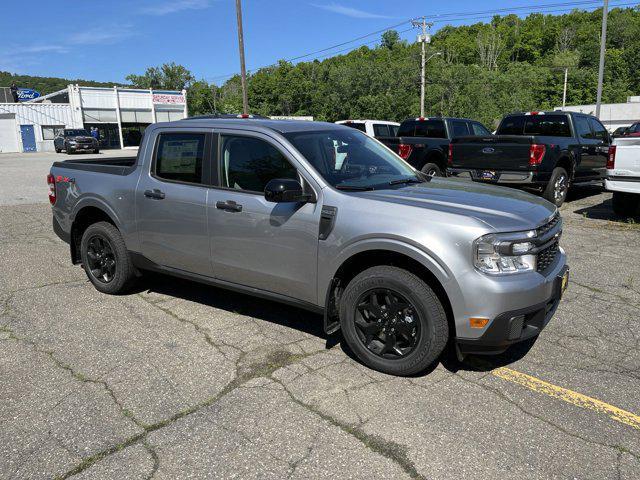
left=271, top=375, right=425, bottom=480
left=55, top=350, right=313, bottom=479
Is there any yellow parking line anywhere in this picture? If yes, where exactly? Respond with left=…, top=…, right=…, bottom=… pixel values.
left=492, top=367, right=640, bottom=430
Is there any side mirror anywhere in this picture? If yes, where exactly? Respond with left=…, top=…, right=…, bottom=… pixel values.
left=264, top=178, right=312, bottom=203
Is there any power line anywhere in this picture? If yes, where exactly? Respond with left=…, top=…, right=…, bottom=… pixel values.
left=205, top=0, right=637, bottom=83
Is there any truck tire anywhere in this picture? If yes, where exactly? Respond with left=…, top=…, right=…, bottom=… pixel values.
left=612, top=192, right=640, bottom=217
left=421, top=162, right=442, bottom=177
left=80, top=221, right=136, bottom=294
left=543, top=167, right=569, bottom=206
left=339, top=266, right=448, bottom=376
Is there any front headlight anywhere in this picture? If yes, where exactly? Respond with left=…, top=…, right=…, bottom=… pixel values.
left=473, top=231, right=537, bottom=275
left=68, top=140, right=77, bottom=144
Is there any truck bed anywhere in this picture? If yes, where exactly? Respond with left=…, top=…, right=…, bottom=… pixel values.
left=52, top=156, right=138, bottom=175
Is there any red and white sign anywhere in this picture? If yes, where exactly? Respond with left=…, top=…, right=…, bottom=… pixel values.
left=152, top=93, right=185, bottom=104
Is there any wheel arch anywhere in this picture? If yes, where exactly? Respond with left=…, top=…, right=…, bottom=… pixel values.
left=323, top=245, right=456, bottom=336
left=69, top=203, right=119, bottom=264
left=421, top=149, right=446, bottom=171
left=555, top=155, right=575, bottom=181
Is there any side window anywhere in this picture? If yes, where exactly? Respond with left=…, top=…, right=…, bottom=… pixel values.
left=575, top=116, right=593, bottom=140
left=155, top=132, right=205, bottom=184
left=221, top=136, right=297, bottom=192
left=589, top=118, right=608, bottom=142
left=451, top=120, right=470, bottom=137
left=471, top=122, right=491, bottom=136
left=388, top=125, right=399, bottom=136
left=373, top=124, right=389, bottom=137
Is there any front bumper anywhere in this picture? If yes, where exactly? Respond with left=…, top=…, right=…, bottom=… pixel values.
left=456, top=264, right=569, bottom=355
left=447, top=168, right=550, bottom=186
left=68, top=143, right=97, bottom=151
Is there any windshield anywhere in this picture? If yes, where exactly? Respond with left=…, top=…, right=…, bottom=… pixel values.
left=65, top=129, right=89, bottom=136
left=283, top=129, right=421, bottom=190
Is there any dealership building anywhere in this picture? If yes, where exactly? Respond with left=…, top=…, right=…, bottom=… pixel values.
left=558, top=95, right=640, bottom=132
left=0, top=84, right=187, bottom=153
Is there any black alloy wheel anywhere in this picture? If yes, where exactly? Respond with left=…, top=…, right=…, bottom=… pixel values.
left=354, top=288, right=422, bottom=358
left=85, top=234, right=116, bottom=283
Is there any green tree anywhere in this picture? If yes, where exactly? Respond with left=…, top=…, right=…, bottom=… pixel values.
left=126, top=62, right=195, bottom=90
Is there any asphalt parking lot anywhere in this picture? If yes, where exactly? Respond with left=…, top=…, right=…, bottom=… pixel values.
left=1, top=151, right=638, bottom=479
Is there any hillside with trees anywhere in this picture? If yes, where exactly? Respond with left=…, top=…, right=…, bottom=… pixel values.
left=180, top=5, right=639, bottom=128
left=0, top=72, right=121, bottom=96
left=5, top=6, right=639, bottom=129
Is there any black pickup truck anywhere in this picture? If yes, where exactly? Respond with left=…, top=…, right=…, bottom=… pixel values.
left=380, top=117, right=492, bottom=176
left=448, top=111, right=611, bottom=206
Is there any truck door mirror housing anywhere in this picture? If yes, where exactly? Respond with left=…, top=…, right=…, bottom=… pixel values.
left=264, top=178, right=312, bottom=203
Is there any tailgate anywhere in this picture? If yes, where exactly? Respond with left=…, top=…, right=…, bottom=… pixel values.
left=450, top=135, right=534, bottom=171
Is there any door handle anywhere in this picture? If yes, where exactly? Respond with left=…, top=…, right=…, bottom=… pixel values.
left=144, top=189, right=165, bottom=199
left=216, top=200, right=243, bottom=212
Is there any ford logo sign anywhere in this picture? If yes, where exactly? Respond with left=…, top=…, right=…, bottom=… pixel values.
left=17, top=88, right=41, bottom=101
left=482, top=147, right=495, bottom=154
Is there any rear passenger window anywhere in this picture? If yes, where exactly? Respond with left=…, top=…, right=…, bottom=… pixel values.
left=575, top=116, right=593, bottom=140
left=155, top=133, right=205, bottom=184
left=589, top=118, right=608, bottom=142
left=373, top=124, right=389, bottom=137
left=221, top=136, right=297, bottom=193
left=451, top=121, right=470, bottom=137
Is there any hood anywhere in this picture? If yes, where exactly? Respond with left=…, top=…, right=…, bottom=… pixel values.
left=351, top=178, right=556, bottom=232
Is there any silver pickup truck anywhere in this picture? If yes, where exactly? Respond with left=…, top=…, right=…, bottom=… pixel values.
left=49, top=118, right=569, bottom=376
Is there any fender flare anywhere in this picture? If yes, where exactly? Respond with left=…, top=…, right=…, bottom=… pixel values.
left=321, top=237, right=462, bottom=333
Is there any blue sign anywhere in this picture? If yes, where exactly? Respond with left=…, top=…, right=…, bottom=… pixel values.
left=17, top=88, right=41, bottom=101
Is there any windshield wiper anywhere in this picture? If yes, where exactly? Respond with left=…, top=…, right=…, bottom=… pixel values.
left=388, top=177, right=423, bottom=186
left=334, top=185, right=375, bottom=191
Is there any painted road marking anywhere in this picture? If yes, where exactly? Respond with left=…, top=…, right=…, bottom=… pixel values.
left=493, top=367, right=640, bottom=430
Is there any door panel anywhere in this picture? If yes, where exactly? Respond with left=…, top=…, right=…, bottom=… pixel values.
left=136, top=131, right=213, bottom=276
left=573, top=115, right=599, bottom=177
left=208, top=132, right=320, bottom=304
left=20, top=125, right=36, bottom=152
left=208, top=191, right=320, bottom=303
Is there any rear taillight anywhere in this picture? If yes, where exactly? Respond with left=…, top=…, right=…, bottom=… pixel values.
left=398, top=144, right=413, bottom=160
left=607, top=145, right=616, bottom=169
left=47, top=173, right=56, bottom=205
left=529, top=144, right=546, bottom=166
left=448, top=143, right=453, bottom=165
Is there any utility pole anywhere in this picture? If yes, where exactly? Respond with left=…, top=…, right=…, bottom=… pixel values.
left=411, top=17, right=433, bottom=118
left=235, top=0, right=249, bottom=115
left=562, top=67, right=568, bottom=109
left=595, top=0, right=609, bottom=118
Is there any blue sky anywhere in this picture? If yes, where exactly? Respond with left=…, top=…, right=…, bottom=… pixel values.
left=0, top=0, right=623, bottom=84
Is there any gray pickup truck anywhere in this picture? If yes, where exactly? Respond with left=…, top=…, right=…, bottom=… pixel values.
left=49, top=118, right=569, bottom=376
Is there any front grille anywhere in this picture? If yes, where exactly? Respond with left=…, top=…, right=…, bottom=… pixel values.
left=536, top=213, right=560, bottom=237
left=537, top=240, right=559, bottom=273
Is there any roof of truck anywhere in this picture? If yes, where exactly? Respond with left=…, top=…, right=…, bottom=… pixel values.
left=170, top=118, right=344, bottom=134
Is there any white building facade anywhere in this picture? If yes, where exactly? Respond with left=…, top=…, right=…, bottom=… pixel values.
left=0, top=85, right=187, bottom=153
left=557, top=96, right=640, bottom=132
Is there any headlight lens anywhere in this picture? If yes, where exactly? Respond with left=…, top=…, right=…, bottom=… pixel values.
left=474, top=231, right=536, bottom=274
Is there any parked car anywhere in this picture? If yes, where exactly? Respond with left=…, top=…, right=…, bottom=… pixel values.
left=379, top=117, right=492, bottom=177
left=335, top=120, right=400, bottom=139
left=612, top=126, right=630, bottom=138
left=620, top=121, right=640, bottom=137
left=48, top=118, right=568, bottom=376
left=54, top=129, right=99, bottom=154
left=448, top=111, right=611, bottom=206
left=606, top=136, right=640, bottom=217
